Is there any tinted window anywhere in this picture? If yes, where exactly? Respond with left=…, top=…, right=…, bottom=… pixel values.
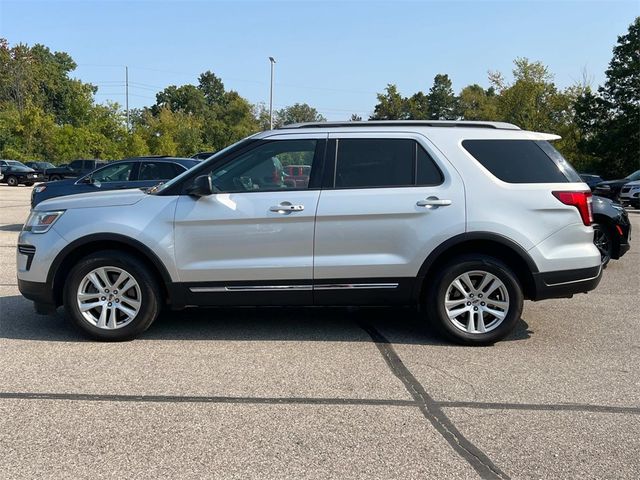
left=462, top=140, right=572, bottom=183
left=207, top=139, right=317, bottom=192
left=91, top=163, right=134, bottom=182
left=416, top=145, right=443, bottom=185
left=69, top=160, right=84, bottom=169
left=335, top=139, right=414, bottom=188
left=139, top=162, right=181, bottom=181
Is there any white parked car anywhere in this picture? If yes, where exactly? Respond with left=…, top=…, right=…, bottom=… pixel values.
left=619, top=180, right=640, bottom=209
left=17, top=121, right=602, bottom=344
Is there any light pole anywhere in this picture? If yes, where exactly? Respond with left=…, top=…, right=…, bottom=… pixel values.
left=269, top=56, right=276, bottom=129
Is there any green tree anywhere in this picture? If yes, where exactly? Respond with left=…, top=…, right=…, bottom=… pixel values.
left=426, top=74, right=457, bottom=120
left=575, top=17, right=640, bottom=177
left=458, top=84, right=498, bottom=120
left=153, top=84, right=207, bottom=116
left=370, top=84, right=408, bottom=120
left=275, top=103, right=325, bottom=127
left=198, top=71, right=225, bottom=106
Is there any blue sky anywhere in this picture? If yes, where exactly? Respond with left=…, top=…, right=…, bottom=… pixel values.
left=1, top=0, right=637, bottom=119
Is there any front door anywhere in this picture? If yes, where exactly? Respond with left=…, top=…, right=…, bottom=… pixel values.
left=174, top=134, right=326, bottom=305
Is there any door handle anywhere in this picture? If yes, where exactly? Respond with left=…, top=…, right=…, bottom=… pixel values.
left=269, top=202, right=304, bottom=214
left=416, top=196, right=452, bottom=208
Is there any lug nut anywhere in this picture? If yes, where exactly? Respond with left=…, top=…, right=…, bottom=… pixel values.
left=481, top=302, right=486, bottom=306
left=113, top=290, right=118, bottom=294
left=473, top=306, right=478, bottom=311
left=105, top=289, right=109, bottom=293
left=466, top=302, right=471, bottom=306
left=107, top=302, right=112, bottom=307
left=478, top=294, right=483, bottom=298
left=469, top=293, right=474, bottom=298
left=115, top=299, right=120, bottom=303
left=101, top=297, right=106, bottom=301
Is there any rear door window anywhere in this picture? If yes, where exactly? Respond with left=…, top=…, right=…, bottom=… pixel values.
left=462, top=139, right=577, bottom=183
left=334, top=138, right=442, bottom=188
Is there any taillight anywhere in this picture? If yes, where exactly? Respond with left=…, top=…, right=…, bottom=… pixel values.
left=552, top=191, right=593, bottom=226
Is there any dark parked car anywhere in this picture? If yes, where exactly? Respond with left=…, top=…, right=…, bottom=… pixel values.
left=31, top=157, right=201, bottom=207
left=580, top=174, right=604, bottom=191
left=593, top=169, right=640, bottom=200
left=0, top=160, right=46, bottom=186
left=24, top=161, right=56, bottom=180
left=191, top=151, right=215, bottom=160
left=46, top=159, right=108, bottom=181
left=592, top=195, right=631, bottom=266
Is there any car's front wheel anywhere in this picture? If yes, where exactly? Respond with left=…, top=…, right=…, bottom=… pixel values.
left=64, top=250, right=161, bottom=341
left=426, top=255, right=524, bottom=345
left=6, top=175, right=18, bottom=186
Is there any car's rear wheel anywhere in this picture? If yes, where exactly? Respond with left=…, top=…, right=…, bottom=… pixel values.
left=24, top=182, right=34, bottom=186
left=64, top=250, right=161, bottom=341
left=426, top=255, right=523, bottom=345
left=593, top=223, right=613, bottom=267
left=49, top=175, right=61, bottom=181
left=6, top=175, right=18, bottom=186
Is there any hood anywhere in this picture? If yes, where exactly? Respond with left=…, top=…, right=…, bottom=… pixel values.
left=35, top=188, right=146, bottom=211
left=597, top=178, right=627, bottom=186
left=41, top=178, right=76, bottom=188
left=623, top=180, right=640, bottom=187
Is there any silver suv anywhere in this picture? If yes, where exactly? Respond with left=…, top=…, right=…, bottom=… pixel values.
left=17, top=121, right=602, bottom=344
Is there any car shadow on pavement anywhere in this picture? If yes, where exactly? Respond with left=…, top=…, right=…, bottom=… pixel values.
left=0, top=224, right=23, bottom=232
left=0, top=294, right=532, bottom=345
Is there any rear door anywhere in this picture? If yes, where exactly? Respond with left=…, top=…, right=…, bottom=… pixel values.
left=313, top=132, right=465, bottom=304
left=130, top=161, right=184, bottom=189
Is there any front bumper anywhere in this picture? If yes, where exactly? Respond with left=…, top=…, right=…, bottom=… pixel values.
left=531, top=264, right=603, bottom=301
left=17, top=278, right=57, bottom=314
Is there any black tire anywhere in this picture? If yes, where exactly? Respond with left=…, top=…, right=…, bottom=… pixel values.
left=6, top=175, right=18, bottom=186
left=49, top=175, right=61, bottom=181
left=425, top=254, right=524, bottom=346
left=24, top=182, right=34, bottom=187
left=592, top=223, right=613, bottom=267
left=64, top=250, right=161, bottom=341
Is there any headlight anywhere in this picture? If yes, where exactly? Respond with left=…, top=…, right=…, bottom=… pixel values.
left=34, top=185, right=47, bottom=193
left=23, top=210, right=65, bottom=233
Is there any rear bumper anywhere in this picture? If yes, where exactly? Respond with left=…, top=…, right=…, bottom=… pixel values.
left=531, top=264, right=602, bottom=300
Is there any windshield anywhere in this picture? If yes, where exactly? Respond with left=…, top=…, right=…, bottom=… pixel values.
left=625, top=170, right=640, bottom=181
left=7, top=160, right=27, bottom=167
left=148, top=137, right=254, bottom=194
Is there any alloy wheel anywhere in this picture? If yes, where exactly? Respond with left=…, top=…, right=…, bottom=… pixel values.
left=76, top=266, right=142, bottom=329
left=444, top=270, right=510, bottom=334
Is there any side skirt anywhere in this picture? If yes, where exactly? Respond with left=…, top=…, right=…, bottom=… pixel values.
left=171, top=278, right=416, bottom=308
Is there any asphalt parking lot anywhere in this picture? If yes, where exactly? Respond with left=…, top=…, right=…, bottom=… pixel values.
left=1, top=184, right=639, bottom=479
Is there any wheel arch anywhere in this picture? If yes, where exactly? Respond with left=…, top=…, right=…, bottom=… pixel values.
left=414, top=232, right=539, bottom=302
left=48, top=233, right=174, bottom=307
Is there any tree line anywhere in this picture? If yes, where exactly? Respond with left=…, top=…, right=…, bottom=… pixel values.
left=0, top=17, right=637, bottom=178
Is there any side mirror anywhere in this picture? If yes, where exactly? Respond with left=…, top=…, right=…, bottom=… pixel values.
left=186, top=175, right=213, bottom=197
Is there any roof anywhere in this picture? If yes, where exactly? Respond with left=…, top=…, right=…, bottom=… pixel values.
left=278, top=120, right=521, bottom=131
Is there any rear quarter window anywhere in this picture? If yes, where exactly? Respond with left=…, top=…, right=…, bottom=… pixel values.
left=462, top=139, right=577, bottom=183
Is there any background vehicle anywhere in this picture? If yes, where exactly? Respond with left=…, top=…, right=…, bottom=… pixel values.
left=619, top=180, right=640, bottom=208
left=593, top=170, right=640, bottom=200
left=46, top=159, right=108, bottom=181
left=591, top=195, right=631, bottom=266
left=17, top=121, right=602, bottom=345
left=31, top=157, right=200, bottom=207
left=191, top=152, right=215, bottom=160
left=283, top=164, right=311, bottom=188
left=24, top=161, right=56, bottom=180
left=580, top=174, right=604, bottom=191
left=0, top=160, right=45, bottom=186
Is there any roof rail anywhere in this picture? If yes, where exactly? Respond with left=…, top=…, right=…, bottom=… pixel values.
left=278, top=120, right=521, bottom=130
